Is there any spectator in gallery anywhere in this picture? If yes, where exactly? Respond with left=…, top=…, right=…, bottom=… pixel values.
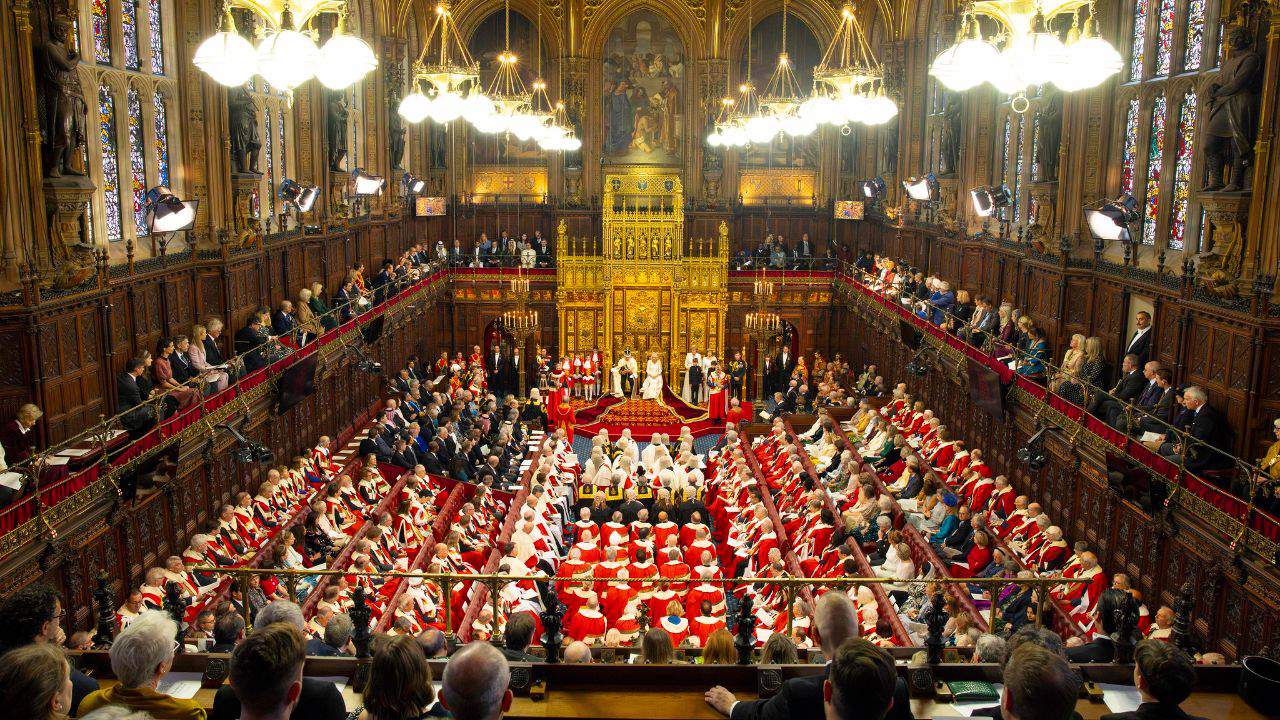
left=0, top=643, right=75, bottom=720
left=189, top=325, right=229, bottom=393
left=0, top=402, right=41, bottom=467
left=0, top=583, right=100, bottom=714
left=77, top=610, right=204, bottom=719
left=1157, top=386, right=1233, bottom=474
left=272, top=300, right=300, bottom=344
left=295, top=289, right=323, bottom=345
left=235, top=310, right=271, bottom=373
left=202, top=316, right=229, bottom=369
left=117, top=356, right=158, bottom=436
left=1014, top=325, right=1048, bottom=382
left=309, top=282, right=338, bottom=331
left=153, top=337, right=199, bottom=410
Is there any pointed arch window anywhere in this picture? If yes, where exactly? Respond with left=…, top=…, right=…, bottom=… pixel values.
left=1140, top=94, right=1167, bottom=246
left=127, top=88, right=148, bottom=235
left=98, top=87, right=122, bottom=242
left=1167, top=92, right=1197, bottom=250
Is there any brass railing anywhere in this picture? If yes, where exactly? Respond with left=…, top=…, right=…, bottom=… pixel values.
left=188, top=566, right=1087, bottom=649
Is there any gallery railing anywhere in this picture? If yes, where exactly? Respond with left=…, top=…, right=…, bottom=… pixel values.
left=834, top=261, right=1280, bottom=556
left=160, top=567, right=1106, bottom=664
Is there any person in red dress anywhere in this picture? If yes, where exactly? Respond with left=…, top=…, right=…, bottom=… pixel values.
left=706, top=363, right=727, bottom=423
left=548, top=379, right=575, bottom=440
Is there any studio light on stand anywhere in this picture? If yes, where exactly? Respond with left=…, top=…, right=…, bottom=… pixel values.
left=216, top=422, right=275, bottom=464
left=1085, top=194, right=1140, bottom=241
left=1016, top=426, right=1054, bottom=471
left=970, top=184, right=1012, bottom=233
left=279, top=178, right=319, bottom=212
left=905, top=348, right=930, bottom=377
left=144, top=186, right=198, bottom=256
left=402, top=173, right=426, bottom=195
left=861, top=176, right=887, bottom=205
left=903, top=174, right=937, bottom=201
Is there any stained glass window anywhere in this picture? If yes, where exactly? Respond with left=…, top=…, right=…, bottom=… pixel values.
left=91, top=0, right=111, bottom=64
left=1154, top=0, right=1176, bottom=75
left=999, top=116, right=1011, bottom=221
left=265, top=112, right=275, bottom=222
left=147, top=0, right=164, bottom=74
left=1014, top=114, right=1027, bottom=222
left=1216, top=22, right=1225, bottom=66
left=98, top=87, right=122, bottom=242
left=1030, top=112, right=1042, bottom=181
left=122, top=0, right=140, bottom=70
left=127, top=88, right=147, bottom=235
left=1184, top=0, right=1205, bottom=70
left=1129, top=0, right=1148, bottom=80
left=1120, top=99, right=1141, bottom=195
left=154, top=93, right=170, bottom=188
left=1141, top=94, right=1167, bottom=245
left=1167, top=92, right=1197, bottom=250
left=1198, top=207, right=1209, bottom=253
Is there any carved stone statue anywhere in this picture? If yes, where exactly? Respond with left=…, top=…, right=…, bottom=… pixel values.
left=388, top=99, right=405, bottom=170
left=227, top=86, right=261, bottom=175
left=1203, top=27, right=1261, bottom=192
left=326, top=89, right=349, bottom=172
left=883, top=120, right=899, bottom=175
left=1036, top=92, right=1063, bottom=182
left=428, top=122, right=446, bottom=169
left=37, top=14, right=87, bottom=178
left=939, top=93, right=961, bottom=176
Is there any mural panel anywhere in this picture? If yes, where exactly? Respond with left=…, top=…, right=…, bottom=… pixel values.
left=602, top=10, right=686, bottom=166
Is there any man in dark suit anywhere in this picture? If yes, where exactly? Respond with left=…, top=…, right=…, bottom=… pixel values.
left=1134, top=369, right=1177, bottom=435
left=305, top=614, right=352, bottom=657
left=1092, top=353, right=1144, bottom=420
left=1160, top=386, right=1232, bottom=473
left=117, top=357, right=157, bottom=436
left=1111, top=360, right=1164, bottom=430
left=358, top=428, right=394, bottom=463
left=390, top=437, right=417, bottom=470
left=822, top=639, right=900, bottom=720
left=1123, top=311, right=1154, bottom=367
left=499, top=613, right=541, bottom=662
left=235, top=311, right=271, bottom=373
left=776, top=347, right=796, bottom=388
left=998, top=645, right=1082, bottom=720
left=762, top=356, right=776, bottom=398
left=1101, top=640, right=1206, bottom=720
left=422, top=441, right=446, bottom=474
left=487, top=347, right=506, bottom=397
left=217, top=621, right=346, bottom=720
left=705, top=592, right=912, bottom=720
left=208, top=613, right=243, bottom=654
left=272, top=300, right=299, bottom=344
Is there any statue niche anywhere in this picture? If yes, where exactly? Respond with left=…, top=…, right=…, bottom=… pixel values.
left=938, top=92, right=961, bottom=177
left=327, top=89, right=349, bottom=172
left=228, top=85, right=262, bottom=175
left=1202, top=26, right=1261, bottom=192
left=388, top=95, right=406, bottom=170
left=1035, top=92, right=1063, bottom=182
left=36, top=11, right=87, bottom=179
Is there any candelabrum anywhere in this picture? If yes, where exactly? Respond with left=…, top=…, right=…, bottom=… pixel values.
left=501, top=272, right=538, bottom=396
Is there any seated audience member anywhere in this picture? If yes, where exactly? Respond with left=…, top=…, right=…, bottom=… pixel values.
left=210, top=601, right=346, bottom=720
left=970, top=626, right=1069, bottom=720
left=1093, top=354, right=1144, bottom=420
left=356, top=635, right=444, bottom=719
left=500, top=613, right=540, bottom=663
left=701, top=629, right=737, bottom=664
left=1100, top=640, right=1204, bottom=720
left=822, top=639, right=900, bottom=720
left=235, top=311, right=272, bottom=373
left=761, top=632, right=799, bottom=664
left=0, top=402, right=41, bottom=467
left=118, top=356, right=158, bottom=436
left=639, top=628, right=677, bottom=664
left=1066, top=589, right=1140, bottom=663
left=972, top=633, right=1007, bottom=664
left=999, top=645, right=1082, bottom=720
left=0, top=583, right=99, bottom=713
left=228, top=622, right=307, bottom=720
left=307, top=613, right=353, bottom=656
left=210, top=612, right=244, bottom=653
left=1015, top=326, right=1048, bottom=381
left=154, top=337, right=200, bottom=410
left=704, top=592, right=911, bottom=720
left=77, top=610, right=204, bottom=719
left=441, top=642, right=513, bottom=720
left=189, top=325, right=230, bottom=393
left=1157, top=386, right=1233, bottom=474
left=564, top=641, right=593, bottom=664
left=0, top=643, right=74, bottom=720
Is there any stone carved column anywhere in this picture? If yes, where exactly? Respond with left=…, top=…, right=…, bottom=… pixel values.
left=697, top=58, right=728, bottom=206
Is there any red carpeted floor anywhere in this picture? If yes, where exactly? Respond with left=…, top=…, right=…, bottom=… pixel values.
left=567, top=386, right=719, bottom=437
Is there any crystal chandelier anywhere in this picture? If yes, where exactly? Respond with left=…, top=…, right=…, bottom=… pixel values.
left=194, top=0, right=376, bottom=90
left=930, top=0, right=1122, bottom=98
left=757, top=0, right=815, bottom=138
left=708, top=4, right=768, bottom=148
left=398, top=2, right=483, bottom=125
left=528, top=2, right=579, bottom=151
left=802, top=4, right=898, bottom=128
left=471, top=0, right=534, bottom=135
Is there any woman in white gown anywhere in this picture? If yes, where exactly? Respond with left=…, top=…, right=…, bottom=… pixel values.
left=641, top=352, right=664, bottom=399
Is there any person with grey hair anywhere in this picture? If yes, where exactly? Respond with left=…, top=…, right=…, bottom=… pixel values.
left=705, top=592, right=912, bottom=720
left=441, top=642, right=513, bottom=720
left=210, top=601, right=345, bottom=720
left=306, top=613, right=352, bottom=657
left=416, top=627, right=449, bottom=658
left=563, top=641, right=593, bottom=664
left=1158, top=385, right=1233, bottom=474
left=254, top=601, right=306, bottom=631
left=969, top=625, right=1069, bottom=719
left=972, top=633, right=1007, bottom=664
left=77, top=610, right=204, bottom=719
